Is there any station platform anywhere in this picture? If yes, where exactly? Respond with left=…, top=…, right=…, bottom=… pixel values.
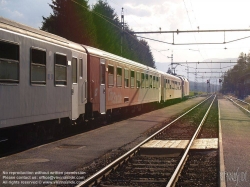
left=219, top=98, right=250, bottom=187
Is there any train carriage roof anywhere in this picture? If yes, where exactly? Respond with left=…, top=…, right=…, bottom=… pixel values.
left=157, top=70, right=182, bottom=81
left=177, top=75, right=189, bottom=82
left=82, top=44, right=159, bottom=73
left=0, top=17, right=87, bottom=53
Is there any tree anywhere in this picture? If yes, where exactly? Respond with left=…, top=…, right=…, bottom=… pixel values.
left=41, top=0, right=156, bottom=68
left=92, top=0, right=121, bottom=55
left=92, top=0, right=155, bottom=68
left=41, top=0, right=97, bottom=46
left=221, top=52, right=250, bottom=94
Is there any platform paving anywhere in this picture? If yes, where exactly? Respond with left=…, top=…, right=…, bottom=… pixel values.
left=219, top=98, right=250, bottom=187
left=0, top=97, right=205, bottom=187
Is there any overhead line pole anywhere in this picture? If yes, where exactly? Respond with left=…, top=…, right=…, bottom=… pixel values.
left=121, top=8, right=124, bottom=57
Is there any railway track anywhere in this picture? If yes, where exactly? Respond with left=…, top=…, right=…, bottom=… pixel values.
left=76, top=95, right=219, bottom=187
left=226, top=96, right=250, bottom=114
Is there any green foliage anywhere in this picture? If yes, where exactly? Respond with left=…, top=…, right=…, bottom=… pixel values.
left=221, top=52, right=250, bottom=94
left=41, top=0, right=155, bottom=68
left=92, top=0, right=121, bottom=55
left=41, top=0, right=97, bottom=46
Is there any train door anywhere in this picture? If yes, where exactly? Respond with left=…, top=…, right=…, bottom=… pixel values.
left=100, top=59, right=106, bottom=114
left=78, top=58, right=87, bottom=115
left=71, top=57, right=78, bottom=120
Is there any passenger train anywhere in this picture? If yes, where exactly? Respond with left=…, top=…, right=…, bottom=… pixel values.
left=0, top=17, right=189, bottom=140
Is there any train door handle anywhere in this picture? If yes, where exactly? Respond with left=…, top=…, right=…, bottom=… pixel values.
left=103, top=88, right=106, bottom=94
left=71, top=88, right=74, bottom=95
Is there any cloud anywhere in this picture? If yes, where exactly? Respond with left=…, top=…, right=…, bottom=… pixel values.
left=0, top=0, right=51, bottom=28
left=0, top=7, right=24, bottom=20
left=0, top=0, right=7, bottom=6
left=123, top=3, right=152, bottom=17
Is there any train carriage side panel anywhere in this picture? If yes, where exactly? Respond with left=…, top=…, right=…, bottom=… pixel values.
left=178, top=76, right=185, bottom=98
left=106, top=59, right=126, bottom=110
left=88, top=55, right=101, bottom=114
left=137, top=69, right=159, bottom=104
left=69, top=42, right=88, bottom=120
left=162, top=73, right=182, bottom=100
left=0, top=26, right=72, bottom=128
left=83, top=45, right=161, bottom=115
left=106, top=60, right=160, bottom=110
left=160, top=74, right=166, bottom=102
left=178, top=76, right=189, bottom=97
left=184, top=78, right=189, bottom=96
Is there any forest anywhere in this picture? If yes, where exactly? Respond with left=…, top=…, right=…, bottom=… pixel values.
left=221, top=52, right=250, bottom=96
left=41, top=0, right=155, bottom=68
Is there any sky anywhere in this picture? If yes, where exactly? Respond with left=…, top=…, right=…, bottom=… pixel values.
left=1, top=0, right=250, bottom=84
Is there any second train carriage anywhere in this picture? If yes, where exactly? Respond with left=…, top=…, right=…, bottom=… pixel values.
left=179, top=76, right=189, bottom=98
left=160, top=71, right=182, bottom=102
left=83, top=45, right=190, bottom=118
left=83, top=45, right=161, bottom=118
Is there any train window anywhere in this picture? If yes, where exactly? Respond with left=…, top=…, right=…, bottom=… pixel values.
left=131, top=70, right=135, bottom=88
left=0, top=40, right=19, bottom=84
left=31, top=48, right=46, bottom=85
left=55, top=53, right=67, bottom=86
left=153, top=76, right=155, bottom=88
left=72, top=58, right=77, bottom=84
left=108, top=65, right=114, bottom=86
left=149, top=75, right=152, bottom=88
left=156, top=77, right=159, bottom=89
left=141, top=73, right=145, bottom=88
left=136, top=72, right=140, bottom=88
left=116, top=67, right=122, bottom=87
left=79, top=59, right=83, bottom=78
left=145, top=74, right=149, bottom=88
left=124, top=69, right=129, bottom=88
left=100, top=63, right=105, bottom=85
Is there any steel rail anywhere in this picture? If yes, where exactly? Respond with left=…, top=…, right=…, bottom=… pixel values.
left=166, top=95, right=217, bottom=187
left=230, top=96, right=250, bottom=106
left=76, top=95, right=213, bottom=187
left=226, top=96, right=250, bottom=114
